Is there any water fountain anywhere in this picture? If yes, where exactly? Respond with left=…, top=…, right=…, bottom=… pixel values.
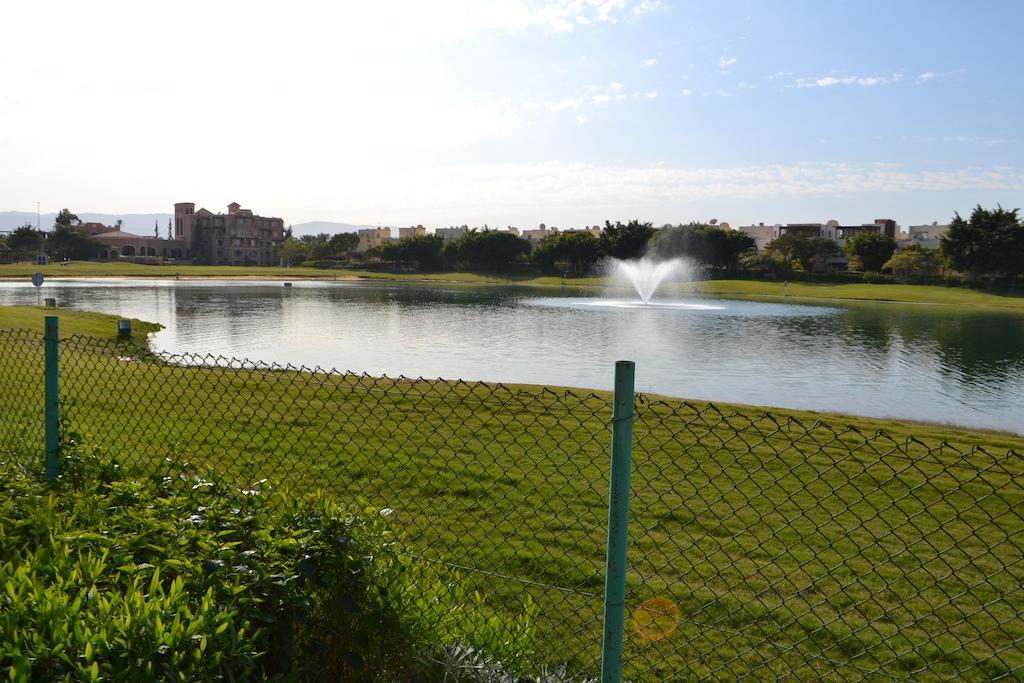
left=610, top=257, right=688, bottom=303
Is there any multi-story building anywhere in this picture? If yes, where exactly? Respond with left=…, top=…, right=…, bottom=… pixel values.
left=174, top=201, right=285, bottom=266
left=735, top=223, right=782, bottom=250
left=780, top=222, right=839, bottom=240
left=900, top=222, right=948, bottom=250
left=835, top=223, right=881, bottom=241
left=356, top=227, right=394, bottom=253
left=435, top=226, right=469, bottom=242
left=874, top=218, right=898, bottom=239
left=398, top=225, right=427, bottom=240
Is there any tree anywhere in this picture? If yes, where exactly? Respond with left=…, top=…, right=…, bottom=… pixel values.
left=883, top=244, right=943, bottom=282
left=299, top=233, right=335, bottom=261
left=46, top=210, right=100, bottom=260
left=600, top=219, right=654, bottom=260
left=378, top=235, right=445, bottom=271
left=739, top=248, right=786, bottom=276
left=154, top=219, right=159, bottom=238
left=765, top=234, right=837, bottom=272
left=167, top=218, right=172, bottom=241
left=651, top=223, right=755, bottom=271
left=533, top=232, right=602, bottom=273
left=277, top=237, right=310, bottom=266
left=449, top=230, right=532, bottom=271
left=844, top=231, right=897, bottom=272
left=53, top=208, right=81, bottom=229
left=941, top=205, right=1024, bottom=283
left=328, top=232, right=359, bottom=260
left=7, top=224, right=44, bottom=261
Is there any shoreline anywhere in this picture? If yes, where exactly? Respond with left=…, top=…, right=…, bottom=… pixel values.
left=3, top=269, right=1024, bottom=313
left=1, top=303, right=1022, bottom=445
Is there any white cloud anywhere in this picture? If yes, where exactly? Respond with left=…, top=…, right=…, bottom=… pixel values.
left=549, top=98, right=579, bottom=111
left=736, top=81, right=755, bottom=90
left=719, top=56, right=738, bottom=69
left=916, top=68, right=966, bottom=84
left=315, top=161, right=1024, bottom=222
left=767, top=71, right=793, bottom=80
left=793, top=74, right=893, bottom=88
left=641, top=58, right=658, bottom=67
left=544, top=81, right=659, bottom=113
left=680, top=88, right=693, bottom=96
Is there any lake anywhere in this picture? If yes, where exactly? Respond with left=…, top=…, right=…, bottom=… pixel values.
left=1, top=278, right=1022, bottom=433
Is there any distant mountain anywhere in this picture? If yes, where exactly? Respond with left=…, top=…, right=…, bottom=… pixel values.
left=0, top=212, right=172, bottom=234
left=290, top=221, right=381, bottom=236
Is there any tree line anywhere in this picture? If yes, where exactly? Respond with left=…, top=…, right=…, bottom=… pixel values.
left=278, top=221, right=760, bottom=274
left=4, top=205, right=1019, bottom=287
left=0, top=210, right=102, bottom=262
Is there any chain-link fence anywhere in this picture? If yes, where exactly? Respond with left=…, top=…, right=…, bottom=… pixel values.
left=0, top=326, right=1022, bottom=681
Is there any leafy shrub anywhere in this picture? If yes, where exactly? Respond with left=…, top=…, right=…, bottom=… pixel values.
left=0, top=449, right=540, bottom=681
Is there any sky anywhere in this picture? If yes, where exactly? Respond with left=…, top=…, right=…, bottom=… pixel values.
left=1, top=0, right=1022, bottom=231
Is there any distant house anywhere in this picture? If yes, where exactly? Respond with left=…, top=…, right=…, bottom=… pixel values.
left=735, top=223, right=782, bottom=251
left=92, top=230, right=187, bottom=260
left=398, top=225, right=427, bottom=240
left=434, top=226, right=468, bottom=242
left=520, top=224, right=557, bottom=244
left=79, top=222, right=120, bottom=237
left=356, top=227, right=394, bottom=253
left=899, top=222, right=949, bottom=250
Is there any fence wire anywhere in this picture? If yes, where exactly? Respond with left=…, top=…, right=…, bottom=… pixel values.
left=0, top=327, right=1021, bottom=681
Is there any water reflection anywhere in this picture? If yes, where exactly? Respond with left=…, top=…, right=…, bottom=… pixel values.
left=0, top=278, right=1021, bottom=433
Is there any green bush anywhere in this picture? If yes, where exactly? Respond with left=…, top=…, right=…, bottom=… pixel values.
left=0, top=448, right=541, bottom=681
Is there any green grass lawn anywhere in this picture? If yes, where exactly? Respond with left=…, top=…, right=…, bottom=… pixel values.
left=0, top=304, right=160, bottom=345
left=1, top=307, right=1021, bottom=680
left=3, top=261, right=1024, bottom=311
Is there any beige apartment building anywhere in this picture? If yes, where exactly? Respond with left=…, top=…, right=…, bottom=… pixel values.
left=174, top=202, right=285, bottom=266
left=435, top=226, right=469, bottom=242
left=356, top=227, right=394, bottom=253
left=398, top=225, right=427, bottom=240
left=520, top=224, right=557, bottom=244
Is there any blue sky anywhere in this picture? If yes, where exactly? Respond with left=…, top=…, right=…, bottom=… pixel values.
left=1, top=0, right=1021, bottom=229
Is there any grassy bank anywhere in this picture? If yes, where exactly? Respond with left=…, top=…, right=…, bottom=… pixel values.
left=1, top=307, right=1021, bottom=680
left=3, top=261, right=1024, bottom=311
left=0, top=304, right=159, bottom=344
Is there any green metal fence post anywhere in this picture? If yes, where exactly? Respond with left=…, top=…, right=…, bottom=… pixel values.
left=601, top=360, right=636, bottom=683
left=44, top=316, right=60, bottom=485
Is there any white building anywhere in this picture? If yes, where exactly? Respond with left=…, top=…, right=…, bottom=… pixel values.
left=899, top=222, right=949, bottom=250
left=356, top=227, right=393, bottom=253
left=735, top=223, right=782, bottom=251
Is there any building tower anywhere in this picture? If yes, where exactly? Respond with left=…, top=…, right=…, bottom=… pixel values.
left=173, top=203, right=196, bottom=247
